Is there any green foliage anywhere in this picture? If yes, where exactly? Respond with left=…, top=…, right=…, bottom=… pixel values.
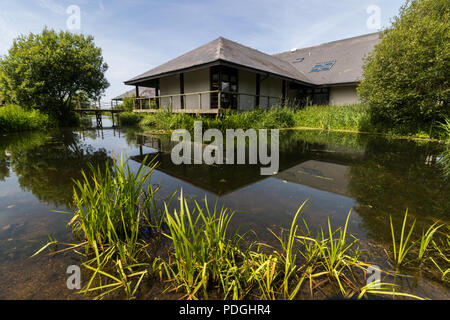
left=293, top=104, right=372, bottom=131
left=0, top=28, right=109, bottom=125
left=68, top=154, right=162, bottom=299
left=121, top=96, right=137, bottom=111
left=130, top=107, right=297, bottom=132
left=358, top=0, right=450, bottom=128
left=119, top=112, right=143, bottom=126
left=0, top=104, right=54, bottom=133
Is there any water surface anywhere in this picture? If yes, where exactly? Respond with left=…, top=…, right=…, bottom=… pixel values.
left=0, top=126, right=448, bottom=299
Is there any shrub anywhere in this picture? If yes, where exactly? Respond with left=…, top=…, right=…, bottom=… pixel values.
left=119, top=112, right=143, bottom=126
left=0, top=105, right=54, bottom=133
left=358, top=0, right=450, bottom=129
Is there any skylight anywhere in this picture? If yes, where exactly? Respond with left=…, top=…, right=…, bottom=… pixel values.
left=293, top=57, right=304, bottom=63
left=310, top=61, right=335, bottom=72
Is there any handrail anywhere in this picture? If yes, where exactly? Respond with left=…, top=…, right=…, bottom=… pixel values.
left=133, top=90, right=281, bottom=102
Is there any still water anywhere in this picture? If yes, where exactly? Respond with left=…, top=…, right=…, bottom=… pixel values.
left=0, top=123, right=449, bottom=299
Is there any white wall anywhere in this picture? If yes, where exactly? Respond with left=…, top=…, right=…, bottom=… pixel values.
left=238, top=70, right=256, bottom=110
left=160, top=74, right=181, bottom=109
left=159, top=69, right=211, bottom=110
left=329, top=85, right=360, bottom=106
left=184, top=68, right=210, bottom=110
left=260, top=77, right=282, bottom=108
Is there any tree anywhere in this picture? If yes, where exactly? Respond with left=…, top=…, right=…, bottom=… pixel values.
left=0, top=28, right=109, bottom=125
left=358, top=0, right=450, bottom=130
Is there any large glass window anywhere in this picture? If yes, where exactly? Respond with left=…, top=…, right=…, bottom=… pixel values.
left=210, top=66, right=238, bottom=109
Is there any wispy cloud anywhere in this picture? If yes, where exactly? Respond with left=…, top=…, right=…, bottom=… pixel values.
left=37, top=0, right=66, bottom=15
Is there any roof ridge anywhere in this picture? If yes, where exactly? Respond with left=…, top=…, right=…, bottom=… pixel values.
left=274, top=32, right=381, bottom=56
left=216, top=36, right=312, bottom=81
left=216, top=37, right=224, bottom=59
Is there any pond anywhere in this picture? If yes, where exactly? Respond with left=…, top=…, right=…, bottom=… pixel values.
left=0, top=124, right=449, bottom=299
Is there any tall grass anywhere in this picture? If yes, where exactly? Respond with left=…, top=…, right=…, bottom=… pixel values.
left=126, top=108, right=297, bottom=132
left=0, top=105, right=53, bottom=133
left=60, top=154, right=163, bottom=299
left=293, top=104, right=372, bottom=132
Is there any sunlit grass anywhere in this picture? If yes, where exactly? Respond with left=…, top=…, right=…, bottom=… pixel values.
left=0, top=105, right=54, bottom=133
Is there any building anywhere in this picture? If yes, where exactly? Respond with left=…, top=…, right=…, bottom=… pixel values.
left=124, top=32, right=380, bottom=113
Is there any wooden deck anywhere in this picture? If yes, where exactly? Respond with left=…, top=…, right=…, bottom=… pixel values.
left=133, top=108, right=219, bottom=114
left=74, top=108, right=124, bottom=113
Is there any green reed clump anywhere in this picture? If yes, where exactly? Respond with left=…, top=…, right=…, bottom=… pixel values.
left=293, top=104, right=372, bottom=132
left=389, top=210, right=416, bottom=268
left=68, top=154, right=162, bottom=298
left=430, top=226, right=450, bottom=282
left=387, top=209, right=449, bottom=278
left=0, top=105, right=54, bottom=133
left=159, top=191, right=251, bottom=299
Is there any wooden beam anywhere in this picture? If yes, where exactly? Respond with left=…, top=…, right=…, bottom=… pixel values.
left=255, top=74, right=260, bottom=108
left=180, top=73, right=184, bottom=109
left=135, top=86, right=140, bottom=109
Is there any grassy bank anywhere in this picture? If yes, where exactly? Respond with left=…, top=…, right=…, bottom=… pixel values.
left=35, top=156, right=449, bottom=300
left=0, top=105, right=54, bottom=133
left=120, top=105, right=449, bottom=139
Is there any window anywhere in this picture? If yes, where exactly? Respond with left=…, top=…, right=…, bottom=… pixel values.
left=210, top=66, right=238, bottom=109
left=310, top=61, right=335, bottom=72
left=293, top=57, right=304, bottom=63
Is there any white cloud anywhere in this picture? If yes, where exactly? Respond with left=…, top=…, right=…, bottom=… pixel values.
left=37, top=0, right=66, bottom=15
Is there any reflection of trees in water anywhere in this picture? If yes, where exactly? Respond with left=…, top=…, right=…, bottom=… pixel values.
left=1, top=130, right=111, bottom=206
left=439, top=143, right=450, bottom=178
left=347, top=137, right=450, bottom=241
left=0, top=157, right=9, bottom=181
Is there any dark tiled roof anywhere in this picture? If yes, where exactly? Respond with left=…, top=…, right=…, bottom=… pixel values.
left=124, top=33, right=381, bottom=87
left=273, top=32, right=381, bottom=85
left=112, top=87, right=155, bottom=100
left=125, top=37, right=312, bottom=85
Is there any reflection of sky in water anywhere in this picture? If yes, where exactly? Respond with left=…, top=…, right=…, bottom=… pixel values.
left=0, top=127, right=449, bottom=299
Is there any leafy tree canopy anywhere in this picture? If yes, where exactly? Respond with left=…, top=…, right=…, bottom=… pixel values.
left=0, top=28, right=109, bottom=125
left=358, top=0, right=450, bottom=130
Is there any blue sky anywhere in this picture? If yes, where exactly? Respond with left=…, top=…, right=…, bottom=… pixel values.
left=0, top=0, right=405, bottom=100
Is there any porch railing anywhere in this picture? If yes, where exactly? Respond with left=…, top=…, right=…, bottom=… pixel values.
left=131, top=90, right=283, bottom=112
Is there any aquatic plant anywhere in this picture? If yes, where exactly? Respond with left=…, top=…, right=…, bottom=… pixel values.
left=417, top=222, right=443, bottom=262
left=62, top=154, right=163, bottom=298
left=389, top=210, right=416, bottom=268
left=159, top=191, right=250, bottom=299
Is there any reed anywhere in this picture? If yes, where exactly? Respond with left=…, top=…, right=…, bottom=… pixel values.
left=389, top=210, right=416, bottom=268
left=417, top=222, right=443, bottom=262
left=159, top=191, right=247, bottom=299
left=66, top=153, right=162, bottom=299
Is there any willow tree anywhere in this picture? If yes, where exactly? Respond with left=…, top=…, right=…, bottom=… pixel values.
left=0, top=28, right=109, bottom=125
left=358, top=0, right=450, bottom=130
